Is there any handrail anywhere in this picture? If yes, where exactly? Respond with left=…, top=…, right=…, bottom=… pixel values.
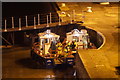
left=2, top=12, right=60, bottom=30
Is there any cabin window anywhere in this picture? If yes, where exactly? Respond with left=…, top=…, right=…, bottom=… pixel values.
left=73, top=36, right=79, bottom=42
left=45, top=39, right=48, bottom=43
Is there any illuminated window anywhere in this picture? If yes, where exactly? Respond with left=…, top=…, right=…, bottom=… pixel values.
left=73, top=36, right=79, bottom=42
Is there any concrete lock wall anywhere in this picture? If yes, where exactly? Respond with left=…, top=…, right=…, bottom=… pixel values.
left=75, top=53, right=90, bottom=78
left=86, top=28, right=104, bottom=48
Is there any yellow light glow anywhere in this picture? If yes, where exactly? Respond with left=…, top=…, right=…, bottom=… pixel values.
left=100, top=2, right=110, bottom=5
left=62, top=3, right=66, bottom=7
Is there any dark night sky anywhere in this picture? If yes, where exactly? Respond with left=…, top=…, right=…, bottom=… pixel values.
left=2, top=2, right=55, bottom=18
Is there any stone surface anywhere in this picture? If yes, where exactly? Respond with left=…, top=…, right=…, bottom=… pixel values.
left=57, top=2, right=119, bottom=78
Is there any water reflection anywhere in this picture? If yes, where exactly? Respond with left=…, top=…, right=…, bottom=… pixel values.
left=16, top=58, right=76, bottom=78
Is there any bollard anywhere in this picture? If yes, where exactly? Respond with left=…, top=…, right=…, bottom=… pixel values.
left=46, top=15, right=49, bottom=27
left=87, top=7, right=92, bottom=12
left=50, top=13, right=52, bottom=24
left=12, top=17, right=14, bottom=28
left=19, top=18, right=21, bottom=30
left=25, top=16, right=28, bottom=27
left=38, top=14, right=40, bottom=25
left=58, top=16, right=61, bottom=26
left=4, top=19, right=7, bottom=32
left=34, top=16, right=36, bottom=29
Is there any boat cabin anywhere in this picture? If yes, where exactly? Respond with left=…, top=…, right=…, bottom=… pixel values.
left=38, top=29, right=60, bottom=55
left=66, top=29, right=89, bottom=49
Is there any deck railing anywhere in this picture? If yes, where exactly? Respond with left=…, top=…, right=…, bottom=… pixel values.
left=2, top=12, right=61, bottom=32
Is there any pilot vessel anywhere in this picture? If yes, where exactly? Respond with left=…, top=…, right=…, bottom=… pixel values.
left=31, top=29, right=93, bottom=68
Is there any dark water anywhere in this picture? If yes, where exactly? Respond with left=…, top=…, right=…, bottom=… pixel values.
left=2, top=47, right=76, bottom=79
